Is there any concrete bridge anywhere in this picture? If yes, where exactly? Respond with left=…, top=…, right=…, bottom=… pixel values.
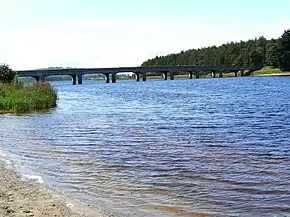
left=17, top=65, right=260, bottom=85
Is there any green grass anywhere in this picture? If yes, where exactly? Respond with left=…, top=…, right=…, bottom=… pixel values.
left=253, top=66, right=282, bottom=75
left=0, top=83, right=57, bottom=114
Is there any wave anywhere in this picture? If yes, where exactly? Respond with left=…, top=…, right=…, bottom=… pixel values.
left=22, top=174, right=44, bottom=184
left=0, top=149, right=12, bottom=166
left=0, top=149, right=44, bottom=184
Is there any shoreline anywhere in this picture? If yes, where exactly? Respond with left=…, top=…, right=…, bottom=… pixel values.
left=0, top=158, right=212, bottom=217
left=0, top=160, right=105, bottom=217
left=254, top=72, right=290, bottom=76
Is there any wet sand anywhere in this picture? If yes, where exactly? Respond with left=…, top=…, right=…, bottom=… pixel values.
left=0, top=160, right=104, bottom=217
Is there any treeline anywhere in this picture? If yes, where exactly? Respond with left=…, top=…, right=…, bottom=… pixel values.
left=142, top=29, right=290, bottom=72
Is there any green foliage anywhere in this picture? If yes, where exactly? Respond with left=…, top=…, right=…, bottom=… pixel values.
left=253, top=66, right=282, bottom=75
left=0, top=83, right=57, bottom=113
left=277, top=29, right=290, bottom=71
left=265, top=40, right=279, bottom=67
left=249, top=50, right=263, bottom=67
left=141, top=32, right=290, bottom=72
left=0, top=64, right=16, bottom=83
left=142, top=37, right=277, bottom=68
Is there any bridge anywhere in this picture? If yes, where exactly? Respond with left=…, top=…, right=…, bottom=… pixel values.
left=17, top=65, right=260, bottom=85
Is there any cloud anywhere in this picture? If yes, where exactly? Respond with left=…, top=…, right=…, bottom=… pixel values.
left=0, top=18, right=289, bottom=70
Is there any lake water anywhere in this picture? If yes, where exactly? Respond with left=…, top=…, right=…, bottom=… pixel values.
left=0, top=77, right=289, bottom=217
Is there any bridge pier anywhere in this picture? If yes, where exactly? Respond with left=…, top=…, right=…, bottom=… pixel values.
left=40, top=75, right=46, bottom=83
left=77, top=75, right=82, bottom=84
left=196, top=73, right=200, bottom=79
left=234, top=71, right=238, bottom=77
left=104, top=74, right=110, bottom=83
left=245, top=70, right=254, bottom=76
left=32, top=76, right=40, bottom=82
left=219, top=72, right=223, bottom=78
left=163, top=72, right=168, bottom=80
left=71, top=75, right=77, bottom=85
left=135, top=73, right=140, bottom=82
left=142, top=73, right=146, bottom=81
left=112, top=74, right=116, bottom=83
left=212, top=71, right=217, bottom=78
left=241, top=70, right=244, bottom=77
left=189, top=72, right=193, bottom=79
left=170, top=72, right=174, bottom=80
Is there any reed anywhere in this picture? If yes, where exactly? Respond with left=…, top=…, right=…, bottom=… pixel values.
left=0, top=82, right=57, bottom=113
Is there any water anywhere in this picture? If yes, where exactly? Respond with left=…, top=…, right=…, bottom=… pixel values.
left=0, top=77, right=289, bottom=217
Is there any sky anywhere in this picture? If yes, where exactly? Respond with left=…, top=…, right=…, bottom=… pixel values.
left=0, top=0, right=289, bottom=70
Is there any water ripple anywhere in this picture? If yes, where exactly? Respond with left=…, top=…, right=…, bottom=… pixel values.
left=0, top=77, right=290, bottom=217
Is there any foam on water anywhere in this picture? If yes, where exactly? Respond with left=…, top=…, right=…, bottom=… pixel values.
left=0, top=149, right=12, bottom=166
left=22, top=174, right=44, bottom=184
left=0, top=149, right=44, bottom=184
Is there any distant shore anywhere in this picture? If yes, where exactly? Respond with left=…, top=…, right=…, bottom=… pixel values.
left=254, top=72, right=290, bottom=76
left=0, top=160, right=104, bottom=217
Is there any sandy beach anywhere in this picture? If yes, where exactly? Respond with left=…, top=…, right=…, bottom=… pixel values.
left=0, top=159, right=213, bottom=217
left=0, top=160, right=104, bottom=217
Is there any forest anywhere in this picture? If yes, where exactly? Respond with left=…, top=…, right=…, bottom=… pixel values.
left=141, top=29, right=290, bottom=73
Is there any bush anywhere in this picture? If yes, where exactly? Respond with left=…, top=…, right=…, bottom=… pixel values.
left=0, top=83, right=57, bottom=113
left=0, top=64, right=16, bottom=83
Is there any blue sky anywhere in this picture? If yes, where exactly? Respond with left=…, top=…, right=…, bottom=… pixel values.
left=0, top=0, right=289, bottom=69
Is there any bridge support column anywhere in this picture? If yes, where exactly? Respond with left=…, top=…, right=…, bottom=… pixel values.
left=112, top=73, right=116, bottom=83
left=77, top=75, right=82, bottom=84
left=32, top=76, right=40, bottom=82
left=219, top=72, right=223, bottom=78
left=189, top=72, right=193, bottom=79
left=234, top=71, right=238, bottom=77
left=241, top=70, right=244, bottom=77
left=212, top=71, right=217, bottom=78
left=170, top=72, right=174, bottom=80
left=104, top=74, right=110, bottom=83
left=142, top=73, right=147, bottom=81
left=135, top=73, right=140, bottom=82
left=40, top=75, right=46, bottom=83
left=196, top=73, right=200, bottom=79
left=248, top=70, right=254, bottom=76
left=71, top=75, right=77, bottom=85
left=163, top=72, right=168, bottom=80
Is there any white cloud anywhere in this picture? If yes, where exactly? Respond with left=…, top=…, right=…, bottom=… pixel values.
left=0, top=18, right=289, bottom=70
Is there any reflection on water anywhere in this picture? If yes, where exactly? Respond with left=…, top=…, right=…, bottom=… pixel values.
left=0, top=77, right=290, bottom=217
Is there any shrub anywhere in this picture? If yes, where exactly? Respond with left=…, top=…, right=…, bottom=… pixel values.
left=0, top=64, right=16, bottom=83
left=0, top=83, right=57, bottom=113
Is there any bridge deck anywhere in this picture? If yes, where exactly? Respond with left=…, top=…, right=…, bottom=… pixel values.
left=17, top=65, right=259, bottom=77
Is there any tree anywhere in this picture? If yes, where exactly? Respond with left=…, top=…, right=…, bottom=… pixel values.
left=140, top=30, right=290, bottom=70
left=249, top=50, right=263, bottom=67
left=0, top=64, right=16, bottom=83
left=233, top=54, right=243, bottom=65
left=265, top=40, right=279, bottom=67
left=256, top=36, right=268, bottom=64
left=277, top=29, right=290, bottom=71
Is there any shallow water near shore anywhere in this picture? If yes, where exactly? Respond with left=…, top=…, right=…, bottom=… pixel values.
left=0, top=77, right=289, bottom=217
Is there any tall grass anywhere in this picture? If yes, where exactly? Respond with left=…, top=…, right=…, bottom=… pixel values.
left=0, top=82, right=57, bottom=113
left=253, top=66, right=282, bottom=75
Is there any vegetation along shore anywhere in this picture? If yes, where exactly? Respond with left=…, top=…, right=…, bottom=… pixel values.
left=142, top=30, right=290, bottom=76
left=0, top=64, right=57, bottom=114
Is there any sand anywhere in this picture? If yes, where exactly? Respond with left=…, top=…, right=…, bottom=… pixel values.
left=0, top=161, right=105, bottom=217
left=0, top=160, right=212, bottom=217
